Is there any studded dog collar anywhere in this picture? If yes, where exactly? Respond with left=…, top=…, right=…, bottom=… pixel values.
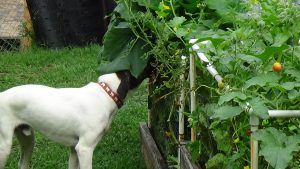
left=98, top=82, right=123, bottom=109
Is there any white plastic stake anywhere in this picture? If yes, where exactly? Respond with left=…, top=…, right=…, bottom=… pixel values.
left=189, top=51, right=197, bottom=142
left=179, top=56, right=186, bottom=142
left=206, top=64, right=223, bottom=82
left=189, top=39, right=223, bottom=83
left=178, top=56, right=186, bottom=165
left=268, top=110, right=300, bottom=118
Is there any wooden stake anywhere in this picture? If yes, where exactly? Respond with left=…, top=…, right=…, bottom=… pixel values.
left=21, top=0, right=33, bottom=49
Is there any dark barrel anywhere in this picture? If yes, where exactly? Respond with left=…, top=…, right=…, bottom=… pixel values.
left=26, top=0, right=116, bottom=48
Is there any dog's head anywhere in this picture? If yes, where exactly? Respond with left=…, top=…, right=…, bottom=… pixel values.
left=97, top=70, right=148, bottom=104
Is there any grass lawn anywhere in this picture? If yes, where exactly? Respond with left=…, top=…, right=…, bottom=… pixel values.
left=0, top=45, right=148, bottom=169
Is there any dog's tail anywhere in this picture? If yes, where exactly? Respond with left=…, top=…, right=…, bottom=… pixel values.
left=17, top=124, right=32, bottom=136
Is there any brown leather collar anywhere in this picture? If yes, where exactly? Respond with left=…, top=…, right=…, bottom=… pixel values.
left=99, top=82, right=123, bottom=109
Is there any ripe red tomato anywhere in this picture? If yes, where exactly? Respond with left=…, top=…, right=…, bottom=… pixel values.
left=272, top=62, right=282, bottom=73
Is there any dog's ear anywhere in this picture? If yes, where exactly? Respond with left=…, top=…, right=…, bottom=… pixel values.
left=127, top=61, right=154, bottom=90
left=116, top=63, right=153, bottom=99
left=116, top=71, right=131, bottom=100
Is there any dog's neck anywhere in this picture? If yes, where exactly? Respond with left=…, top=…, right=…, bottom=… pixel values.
left=98, top=71, right=146, bottom=108
left=98, top=73, right=121, bottom=96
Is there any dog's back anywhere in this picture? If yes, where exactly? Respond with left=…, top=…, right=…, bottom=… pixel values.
left=0, top=83, right=116, bottom=146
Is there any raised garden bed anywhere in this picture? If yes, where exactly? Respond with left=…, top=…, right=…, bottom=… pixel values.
left=139, top=122, right=168, bottom=169
left=179, top=146, right=201, bottom=169
left=139, top=122, right=200, bottom=169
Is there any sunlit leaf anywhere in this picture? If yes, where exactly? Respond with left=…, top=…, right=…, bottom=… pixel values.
left=285, top=69, right=300, bottom=81
left=272, top=33, right=290, bottom=47
left=212, top=105, right=243, bottom=120
left=256, top=45, right=289, bottom=62
left=253, top=128, right=300, bottom=169
left=281, top=82, right=295, bottom=90
left=248, top=97, right=269, bottom=119
left=168, top=16, right=187, bottom=28
left=238, top=54, right=261, bottom=63
left=206, top=153, right=227, bottom=168
left=288, top=90, right=300, bottom=100
left=244, top=73, right=280, bottom=89
left=218, top=92, right=247, bottom=105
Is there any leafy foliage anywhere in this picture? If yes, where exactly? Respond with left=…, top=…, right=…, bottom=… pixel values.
left=99, top=22, right=150, bottom=77
left=253, top=127, right=300, bottom=169
left=100, top=0, right=300, bottom=168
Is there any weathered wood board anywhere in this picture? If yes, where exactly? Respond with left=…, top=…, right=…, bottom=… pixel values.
left=180, top=146, right=201, bottom=169
left=139, top=122, right=169, bottom=169
left=0, top=0, right=23, bottom=39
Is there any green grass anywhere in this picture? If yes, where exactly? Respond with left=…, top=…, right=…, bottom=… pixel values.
left=0, top=45, right=148, bottom=169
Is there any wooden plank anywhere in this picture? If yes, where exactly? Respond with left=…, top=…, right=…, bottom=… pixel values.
left=180, top=146, right=201, bottom=169
left=0, top=0, right=23, bottom=39
left=139, top=122, right=168, bottom=169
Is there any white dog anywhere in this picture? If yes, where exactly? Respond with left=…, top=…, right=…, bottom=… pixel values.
left=0, top=71, right=144, bottom=169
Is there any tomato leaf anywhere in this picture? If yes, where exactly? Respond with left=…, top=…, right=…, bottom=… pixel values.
left=288, top=90, right=300, bottom=100
left=218, top=92, right=247, bottom=105
left=248, top=97, right=269, bottom=119
left=168, top=16, right=187, bottom=28
left=99, top=23, right=149, bottom=77
left=212, top=105, right=243, bottom=120
left=187, top=141, right=202, bottom=161
left=101, top=22, right=133, bottom=61
left=256, top=45, right=289, bottom=62
left=175, top=28, right=189, bottom=38
left=244, top=73, right=280, bottom=89
left=294, top=46, right=300, bottom=60
left=98, top=55, right=130, bottom=75
left=262, top=30, right=273, bottom=44
left=238, top=54, right=261, bottom=63
left=281, top=82, right=295, bottom=90
left=210, top=127, right=231, bottom=152
left=272, top=33, right=290, bottom=47
left=179, top=0, right=200, bottom=13
left=285, top=69, right=300, bottom=81
left=204, top=0, right=239, bottom=21
left=206, top=153, right=227, bottom=168
left=252, top=128, right=300, bottom=169
left=131, top=0, right=160, bottom=10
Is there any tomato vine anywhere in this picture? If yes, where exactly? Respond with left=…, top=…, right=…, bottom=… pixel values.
left=100, top=0, right=300, bottom=168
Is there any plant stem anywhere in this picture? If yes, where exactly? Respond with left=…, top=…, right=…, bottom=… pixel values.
left=169, top=0, right=176, bottom=17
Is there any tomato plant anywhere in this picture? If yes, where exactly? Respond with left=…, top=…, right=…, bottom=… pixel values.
left=100, top=0, right=300, bottom=168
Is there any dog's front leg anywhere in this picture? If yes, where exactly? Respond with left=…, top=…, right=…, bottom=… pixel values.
left=75, top=144, right=94, bottom=169
left=68, top=147, right=79, bottom=169
left=0, top=123, right=14, bottom=169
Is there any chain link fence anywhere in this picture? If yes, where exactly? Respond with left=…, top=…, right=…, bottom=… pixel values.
left=0, top=0, right=24, bottom=51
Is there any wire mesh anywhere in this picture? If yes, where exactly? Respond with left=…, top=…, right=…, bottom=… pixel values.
left=0, top=0, right=24, bottom=51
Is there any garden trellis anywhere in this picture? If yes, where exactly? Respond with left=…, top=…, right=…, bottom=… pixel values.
left=182, top=39, right=300, bottom=169
left=98, top=0, right=300, bottom=168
